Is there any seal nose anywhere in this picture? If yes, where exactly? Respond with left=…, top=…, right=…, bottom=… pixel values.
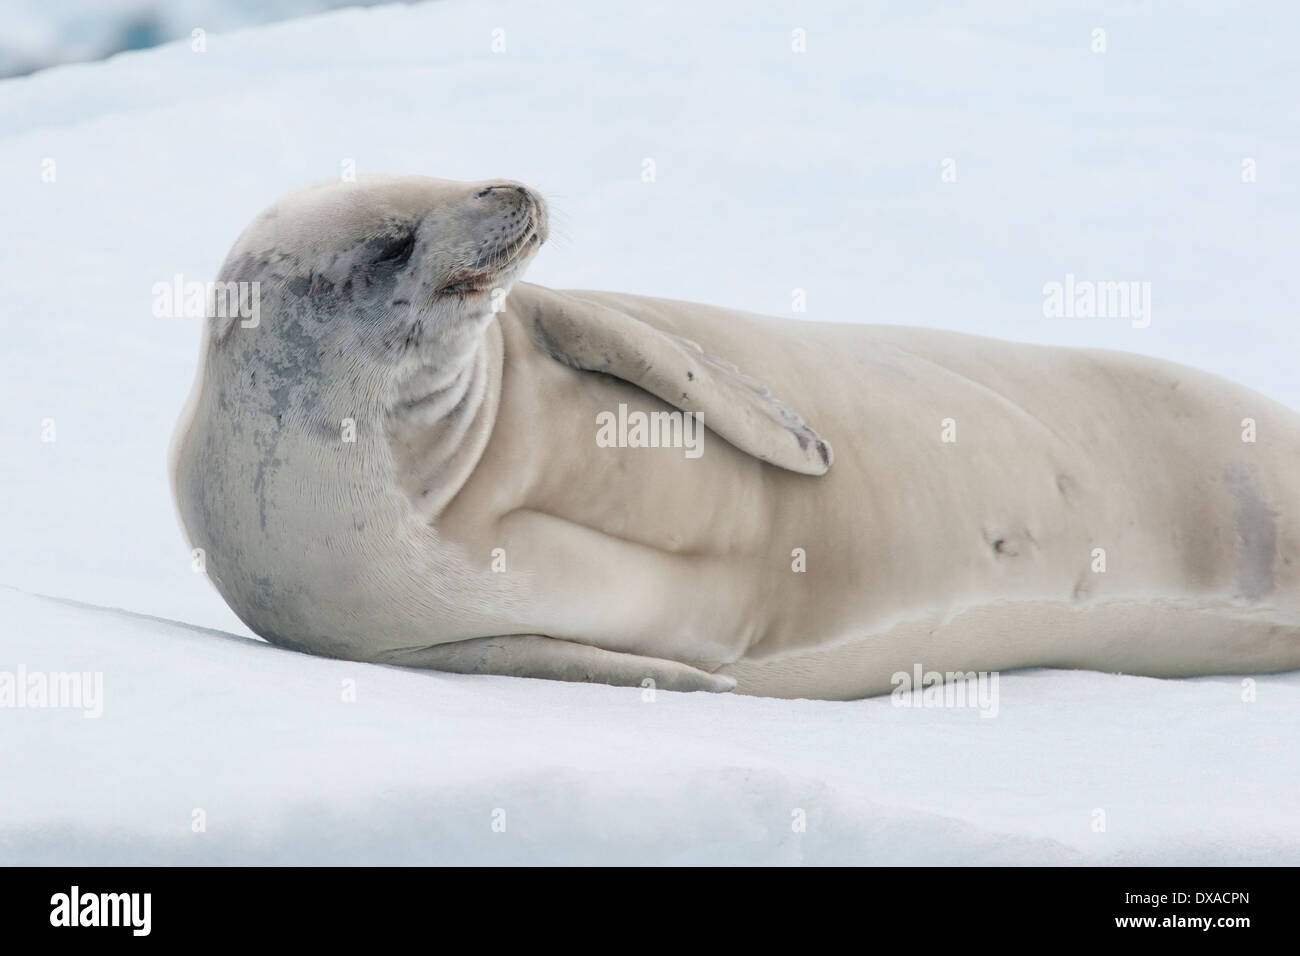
left=474, top=183, right=530, bottom=200
left=474, top=181, right=548, bottom=243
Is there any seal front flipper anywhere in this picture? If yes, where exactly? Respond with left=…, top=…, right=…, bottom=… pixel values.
left=526, top=287, right=833, bottom=475
left=375, top=635, right=738, bottom=693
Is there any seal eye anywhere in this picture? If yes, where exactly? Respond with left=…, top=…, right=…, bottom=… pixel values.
left=371, top=231, right=417, bottom=269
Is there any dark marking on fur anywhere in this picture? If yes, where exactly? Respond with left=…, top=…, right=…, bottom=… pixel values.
left=1227, top=462, right=1277, bottom=600
left=983, top=525, right=1024, bottom=559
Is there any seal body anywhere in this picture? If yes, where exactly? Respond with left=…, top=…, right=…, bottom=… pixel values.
left=172, top=176, right=1300, bottom=698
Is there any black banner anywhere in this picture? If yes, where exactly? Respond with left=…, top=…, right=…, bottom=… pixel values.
left=0, top=866, right=1278, bottom=942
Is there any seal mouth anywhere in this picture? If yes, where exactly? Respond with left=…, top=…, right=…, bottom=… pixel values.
left=437, top=210, right=545, bottom=297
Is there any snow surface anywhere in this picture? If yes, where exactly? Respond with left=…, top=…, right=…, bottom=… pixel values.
left=1, top=0, right=1297, bottom=864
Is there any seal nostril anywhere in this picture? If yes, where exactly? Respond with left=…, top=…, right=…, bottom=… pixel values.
left=477, top=184, right=527, bottom=199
